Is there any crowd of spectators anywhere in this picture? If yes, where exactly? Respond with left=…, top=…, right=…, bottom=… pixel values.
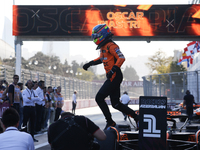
left=0, top=74, right=64, bottom=142
left=0, top=75, right=107, bottom=150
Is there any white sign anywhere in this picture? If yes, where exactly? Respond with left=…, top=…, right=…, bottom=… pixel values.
left=121, top=81, right=143, bottom=87
left=143, top=114, right=161, bottom=138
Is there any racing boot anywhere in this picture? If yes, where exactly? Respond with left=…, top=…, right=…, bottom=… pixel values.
left=104, top=120, right=116, bottom=130
left=128, top=114, right=139, bottom=130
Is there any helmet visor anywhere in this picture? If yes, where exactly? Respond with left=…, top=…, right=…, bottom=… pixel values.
left=91, top=33, right=101, bottom=40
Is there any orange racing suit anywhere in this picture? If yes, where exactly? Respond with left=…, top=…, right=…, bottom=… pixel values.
left=93, top=42, right=125, bottom=81
left=91, top=41, right=138, bottom=125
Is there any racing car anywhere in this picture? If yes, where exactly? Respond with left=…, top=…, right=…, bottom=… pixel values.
left=96, top=114, right=200, bottom=150
left=172, top=102, right=200, bottom=122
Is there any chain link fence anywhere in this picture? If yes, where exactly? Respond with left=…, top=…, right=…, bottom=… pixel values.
left=142, top=70, right=200, bottom=103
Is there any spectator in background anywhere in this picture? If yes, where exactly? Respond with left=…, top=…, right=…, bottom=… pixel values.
left=22, top=80, right=40, bottom=142
left=41, top=86, right=47, bottom=131
left=0, top=80, right=9, bottom=132
left=183, top=90, right=197, bottom=124
left=49, top=87, right=57, bottom=124
left=17, top=82, right=24, bottom=129
left=32, top=80, right=38, bottom=133
left=54, top=86, right=64, bottom=121
left=8, top=75, right=20, bottom=114
left=120, top=91, right=131, bottom=121
left=35, top=80, right=46, bottom=133
left=0, top=80, right=5, bottom=104
left=45, top=86, right=53, bottom=126
left=0, top=79, right=8, bottom=104
left=32, top=81, right=38, bottom=91
left=42, top=86, right=52, bottom=131
left=0, top=108, right=34, bottom=150
left=72, top=91, right=77, bottom=115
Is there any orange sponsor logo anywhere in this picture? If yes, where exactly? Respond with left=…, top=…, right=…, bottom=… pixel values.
left=135, top=110, right=181, bottom=116
left=167, top=111, right=181, bottom=116
left=120, top=133, right=129, bottom=141
left=188, top=135, right=195, bottom=142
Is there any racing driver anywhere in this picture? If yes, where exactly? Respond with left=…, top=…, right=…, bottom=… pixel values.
left=83, top=24, right=139, bottom=130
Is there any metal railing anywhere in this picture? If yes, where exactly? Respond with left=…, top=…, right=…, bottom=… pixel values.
left=0, top=65, right=103, bottom=100
left=142, top=70, right=200, bottom=103
left=0, top=65, right=144, bottom=100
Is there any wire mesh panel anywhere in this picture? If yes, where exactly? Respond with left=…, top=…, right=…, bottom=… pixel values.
left=187, top=71, right=198, bottom=103
left=143, top=70, right=200, bottom=103
left=5, top=66, right=15, bottom=84
left=0, top=66, right=6, bottom=80
left=45, top=74, right=51, bottom=87
left=2, top=65, right=200, bottom=103
left=1, top=65, right=143, bottom=101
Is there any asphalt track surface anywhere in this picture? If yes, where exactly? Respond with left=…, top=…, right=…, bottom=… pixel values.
left=34, top=105, right=192, bottom=150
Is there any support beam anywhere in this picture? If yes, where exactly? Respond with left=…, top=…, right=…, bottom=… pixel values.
left=15, top=37, right=23, bottom=81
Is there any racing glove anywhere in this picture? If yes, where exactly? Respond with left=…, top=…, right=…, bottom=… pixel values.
left=106, top=65, right=119, bottom=79
left=83, top=61, right=94, bottom=71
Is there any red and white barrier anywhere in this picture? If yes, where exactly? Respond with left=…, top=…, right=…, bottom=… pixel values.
left=62, top=98, right=139, bottom=112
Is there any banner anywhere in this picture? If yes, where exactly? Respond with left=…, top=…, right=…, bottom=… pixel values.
left=139, top=96, right=167, bottom=150
left=0, top=103, right=10, bottom=118
left=121, top=81, right=143, bottom=87
left=13, top=5, right=200, bottom=37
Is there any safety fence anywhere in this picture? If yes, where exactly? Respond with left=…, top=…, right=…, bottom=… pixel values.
left=0, top=65, right=102, bottom=100
left=142, top=70, right=200, bottom=103
left=0, top=65, right=143, bottom=101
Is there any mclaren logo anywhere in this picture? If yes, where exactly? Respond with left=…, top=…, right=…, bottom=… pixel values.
left=143, top=114, right=161, bottom=138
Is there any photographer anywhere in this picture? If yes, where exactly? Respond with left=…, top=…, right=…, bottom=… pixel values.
left=48, top=112, right=106, bottom=150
